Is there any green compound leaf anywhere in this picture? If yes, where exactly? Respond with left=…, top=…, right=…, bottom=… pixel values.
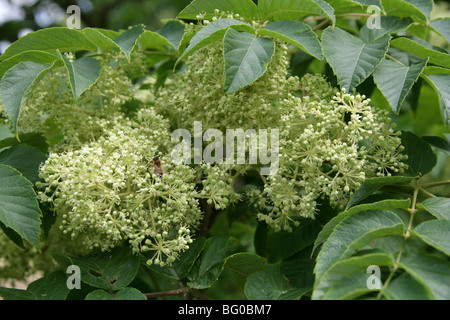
left=0, top=27, right=97, bottom=61
left=257, top=0, right=335, bottom=25
left=0, top=164, right=42, bottom=249
left=258, top=20, right=323, bottom=60
left=85, top=287, right=147, bottom=300
left=244, top=263, right=311, bottom=300
left=314, top=210, right=405, bottom=281
left=390, top=37, right=450, bottom=69
left=314, top=198, right=411, bottom=255
left=373, top=57, right=427, bottom=113
left=421, top=74, right=450, bottom=127
left=0, top=271, right=70, bottom=300
left=412, top=220, right=450, bottom=255
left=65, top=247, right=141, bottom=291
left=399, top=254, right=450, bottom=300
left=58, top=53, right=101, bottom=102
left=401, top=131, right=437, bottom=176
left=381, top=0, right=433, bottom=23
left=383, top=274, right=434, bottom=300
left=321, top=26, right=390, bottom=93
left=176, top=18, right=254, bottom=66
left=114, top=24, right=146, bottom=61
left=312, top=253, right=394, bottom=300
left=418, top=197, right=450, bottom=220
left=0, top=61, right=55, bottom=135
left=422, top=135, right=450, bottom=156
left=178, top=0, right=258, bottom=20
left=223, top=28, right=275, bottom=93
left=187, top=235, right=243, bottom=289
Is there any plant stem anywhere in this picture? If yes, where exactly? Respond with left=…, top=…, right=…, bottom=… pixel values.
left=421, top=180, right=450, bottom=188
left=144, top=289, right=184, bottom=298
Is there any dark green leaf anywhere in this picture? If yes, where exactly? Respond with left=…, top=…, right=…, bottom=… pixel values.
left=157, top=20, right=186, bottom=49
left=373, top=57, right=427, bottom=113
left=0, top=144, right=47, bottom=183
left=421, top=74, right=450, bottom=127
left=85, top=287, right=146, bottom=300
left=381, top=0, right=432, bottom=22
left=244, top=263, right=310, bottom=300
left=223, top=28, right=275, bottom=93
left=187, top=235, right=243, bottom=289
left=390, top=37, right=450, bottom=68
left=0, top=51, right=60, bottom=79
left=422, top=136, right=450, bottom=156
left=225, top=252, right=266, bottom=276
left=383, top=274, right=433, bottom=300
left=321, top=26, right=390, bottom=92
left=0, top=164, right=42, bottom=248
left=401, top=131, right=437, bottom=176
left=281, top=247, right=315, bottom=288
left=0, top=132, right=48, bottom=153
left=359, top=16, right=413, bottom=43
left=66, top=247, right=141, bottom=291
left=114, top=24, right=145, bottom=61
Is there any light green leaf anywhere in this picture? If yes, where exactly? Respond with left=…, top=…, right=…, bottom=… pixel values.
left=0, top=61, right=55, bottom=135
left=346, top=176, right=413, bottom=209
left=399, top=254, right=450, bottom=300
left=381, top=0, right=432, bottom=22
left=114, top=24, right=145, bottom=61
left=0, top=50, right=60, bottom=79
left=401, top=131, right=438, bottom=176
left=430, top=18, right=450, bottom=44
left=412, top=220, right=450, bottom=255
left=423, top=66, right=450, bottom=75
left=383, top=274, right=434, bottom=300
left=258, top=20, right=323, bottom=59
left=321, top=26, right=390, bottom=92
left=157, top=20, right=186, bottom=49
left=390, top=37, right=450, bottom=68
left=257, top=0, right=335, bottom=24
left=0, top=164, right=42, bottom=249
left=373, top=57, right=427, bottom=113
left=421, top=74, right=450, bottom=127
left=58, top=53, right=101, bottom=102
left=138, top=30, right=173, bottom=51
left=178, top=0, right=258, bottom=20
left=176, top=18, right=254, bottom=66
left=315, top=210, right=404, bottom=280
left=223, top=28, right=275, bottom=93
left=244, top=263, right=310, bottom=300
left=0, top=27, right=97, bottom=61
left=0, top=144, right=47, bottom=184
left=418, top=197, right=450, bottom=220
left=312, top=253, right=394, bottom=300
left=82, top=28, right=120, bottom=53
left=187, top=235, right=243, bottom=289
left=314, top=198, right=411, bottom=255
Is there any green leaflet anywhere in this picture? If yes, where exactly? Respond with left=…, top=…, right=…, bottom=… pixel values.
left=321, top=26, right=390, bottom=92
left=0, top=164, right=42, bottom=249
left=223, top=28, right=275, bottom=93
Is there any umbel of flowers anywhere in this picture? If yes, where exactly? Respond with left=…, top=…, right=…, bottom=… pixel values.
left=20, top=14, right=406, bottom=267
